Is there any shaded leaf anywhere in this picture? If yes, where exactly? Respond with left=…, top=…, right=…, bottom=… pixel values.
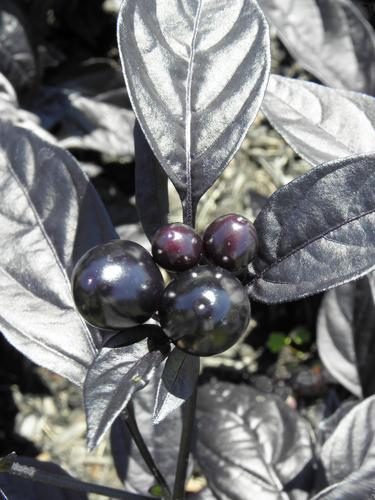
left=259, top=0, right=375, bottom=94
left=196, top=381, right=313, bottom=500
left=0, top=3, right=37, bottom=93
left=248, top=153, right=375, bottom=303
left=0, top=73, right=16, bottom=105
left=84, top=328, right=167, bottom=449
left=0, top=74, right=55, bottom=143
left=45, top=60, right=130, bottom=104
left=320, top=396, right=375, bottom=485
left=117, top=0, right=270, bottom=223
left=312, top=466, right=375, bottom=499
left=0, top=122, right=117, bottom=386
left=352, top=274, right=375, bottom=397
left=0, top=456, right=88, bottom=500
left=30, top=60, right=135, bottom=158
left=316, top=399, right=358, bottom=446
left=262, top=76, right=375, bottom=166
left=153, top=347, right=199, bottom=424
left=317, top=284, right=362, bottom=397
left=134, top=121, right=169, bottom=242
left=111, top=369, right=184, bottom=495
left=58, top=93, right=135, bottom=158
left=317, top=273, right=375, bottom=397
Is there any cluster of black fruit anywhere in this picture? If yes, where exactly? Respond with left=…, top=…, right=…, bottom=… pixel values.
left=71, top=214, right=258, bottom=356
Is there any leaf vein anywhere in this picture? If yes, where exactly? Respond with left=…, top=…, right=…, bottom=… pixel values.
left=184, top=0, right=203, bottom=225
left=255, top=207, right=375, bottom=282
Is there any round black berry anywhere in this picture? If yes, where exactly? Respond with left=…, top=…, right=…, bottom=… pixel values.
left=152, top=223, right=202, bottom=272
left=203, top=213, right=258, bottom=272
left=72, top=240, right=164, bottom=330
left=159, top=266, right=251, bottom=356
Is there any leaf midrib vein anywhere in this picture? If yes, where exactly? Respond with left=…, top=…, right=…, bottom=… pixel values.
left=5, top=140, right=97, bottom=355
left=255, top=205, right=375, bottom=282
left=264, top=86, right=359, bottom=159
left=185, top=0, right=203, bottom=224
left=198, top=411, right=289, bottom=498
left=88, top=352, right=151, bottom=443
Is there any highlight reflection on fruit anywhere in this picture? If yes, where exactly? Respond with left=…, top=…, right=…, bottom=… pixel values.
left=72, top=240, right=164, bottom=330
left=159, top=266, right=251, bottom=356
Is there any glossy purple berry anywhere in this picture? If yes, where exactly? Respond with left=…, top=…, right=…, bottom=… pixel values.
left=203, top=214, right=258, bottom=272
left=151, top=223, right=202, bottom=272
left=71, top=240, right=164, bottom=331
left=159, top=266, right=251, bottom=356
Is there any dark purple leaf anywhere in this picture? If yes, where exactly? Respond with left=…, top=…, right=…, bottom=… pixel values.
left=84, top=328, right=167, bottom=450
left=352, top=274, right=375, bottom=397
left=31, top=60, right=135, bottom=158
left=312, top=466, right=375, bottom=499
left=111, top=370, right=184, bottom=495
left=317, top=283, right=362, bottom=397
left=0, top=74, right=55, bottom=142
left=0, top=72, right=16, bottom=105
left=0, top=3, right=37, bottom=93
left=117, top=0, right=271, bottom=223
left=46, top=60, right=129, bottom=103
left=58, top=93, right=135, bottom=158
left=134, top=121, right=169, bottom=242
left=319, top=396, right=375, bottom=489
left=196, top=381, right=313, bottom=499
left=262, top=76, right=375, bottom=166
left=318, top=272, right=375, bottom=397
left=153, top=347, right=200, bottom=424
left=0, top=122, right=117, bottom=386
left=259, top=0, right=375, bottom=94
left=316, top=400, right=358, bottom=446
left=248, top=153, right=375, bottom=303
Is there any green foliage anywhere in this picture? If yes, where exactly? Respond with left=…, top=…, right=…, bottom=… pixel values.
left=149, top=484, right=163, bottom=497
left=267, top=332, right=287, bottom=353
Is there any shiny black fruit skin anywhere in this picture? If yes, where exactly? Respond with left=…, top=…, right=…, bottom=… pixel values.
left=203, top=213, right=258, bottom=272
left=152, top=223, right=203, bottom=272
left=159, top=266, right=251, bottom=356
left=72, top=240, right=164, bottom=331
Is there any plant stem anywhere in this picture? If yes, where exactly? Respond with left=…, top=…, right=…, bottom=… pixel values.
left=0, top=488, right=8, bottom=500
left=122, top=403, right=172, bottom=499
left=182, top=199, right=197, bottom=228
left=172, top=197, right=199, bottom=500
left=172, top=385, right=198, bottom=500
left=0, top=454, right=145, bottom=500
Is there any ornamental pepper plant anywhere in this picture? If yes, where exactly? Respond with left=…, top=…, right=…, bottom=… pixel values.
left=0, top=1, right=375, bottom=499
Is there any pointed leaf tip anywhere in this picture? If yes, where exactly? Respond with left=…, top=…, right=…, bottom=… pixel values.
left=84, top=332, right=167, bottom=449
left=153, top=348, right=199, bottom=424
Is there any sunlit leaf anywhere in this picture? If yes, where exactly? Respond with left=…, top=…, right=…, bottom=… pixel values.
left=262, top=76, right=375, bottom=166
left=259, top=0, right=375, bottom=94
left=0, top=122, right=117, bottom=386
left=84, top=327, right=168, bottom=449
left=118, top=0, right=270, bottom=223
left=248, top=153, right=375, bottom=303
